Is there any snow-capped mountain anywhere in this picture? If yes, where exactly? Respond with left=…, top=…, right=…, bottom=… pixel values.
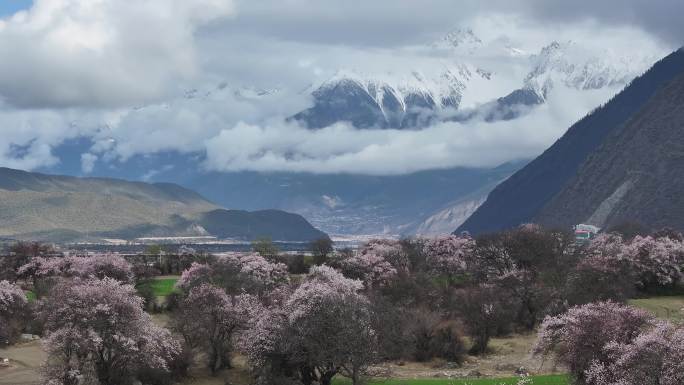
left=431, top=28, right=484, bottom=54
left=293, top=32, right=658, bottom=130
left=523, top=40, right=658, bottom=98
left=293, top=65, right=481, bottom=129
left=46, top=29, right=667, bottom=237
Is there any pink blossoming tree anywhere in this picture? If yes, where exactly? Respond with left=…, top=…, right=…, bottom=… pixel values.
left=243, top=266, right=377, bottom=385
left=423, top=235, right=476, bottom=277
left=585, top=322, right=684, bottom=385
left=18, top=254, right=134, bottom=285
left=0, top=280, right=29, bottom=345
left=40, top=278, right=179, bottom=385
left=338, top=252, right=397, bottom=289
left=176, top=253, right=288, bottom=296
left=534, top=302, right=654, bottom=384
left=619, top=235, right=684, bottom=289
left=360, top=239, right=409, bottom=273
left=175, top=283, right=259, bottom=374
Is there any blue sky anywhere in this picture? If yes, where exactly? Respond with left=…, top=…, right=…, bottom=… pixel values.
left=0, top=0, right=31, bottom=16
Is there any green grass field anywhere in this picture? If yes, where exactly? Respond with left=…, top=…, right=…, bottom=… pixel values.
left=25, top=290, right=36, bottom=302
left=149, top=276, right=180, bottom=296
left=332, top=374, right=569, bottom=385
left=629, top=295, right=684, bottom=321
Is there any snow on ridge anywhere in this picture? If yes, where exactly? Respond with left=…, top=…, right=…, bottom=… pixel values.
left=525, top=40, right=659, bottom=94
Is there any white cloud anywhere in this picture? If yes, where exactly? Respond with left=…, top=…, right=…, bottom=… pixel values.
left=0, top=1, right=677, bottom=176
left=80, top=152, right=97, bottom=173
left=201, top=85, right=619, bottom=175
left=0, top=0, right=235, bottom=108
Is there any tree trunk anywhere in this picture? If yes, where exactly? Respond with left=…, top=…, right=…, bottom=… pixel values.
left=351, top=367, right=361, bottom=385
left=299, top=366, right=315, bottom=385
left=320, top=370, right=337, bottom=385
left=209, top=346, right=219, bottom=375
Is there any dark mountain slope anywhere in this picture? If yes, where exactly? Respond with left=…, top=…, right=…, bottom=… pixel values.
left=535, top=70, right=684, bottom=230
left=199, top=209, right=329, bottom=241
left=0, top=168, right=327, bottom=242
left=458, top=49, right=684, bottom=234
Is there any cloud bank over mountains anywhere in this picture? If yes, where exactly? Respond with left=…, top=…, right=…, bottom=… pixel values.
left=0, top=0, right=679, bottom=175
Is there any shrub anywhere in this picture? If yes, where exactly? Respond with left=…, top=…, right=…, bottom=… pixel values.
left=456, top=284, right=515, bottom=355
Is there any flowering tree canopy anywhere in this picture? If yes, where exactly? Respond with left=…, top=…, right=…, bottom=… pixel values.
left=175, top=283, right=258, bottom=374
left=18, top=254, right=134, bottom=284
left=176, top=253, right=288, bottom=295
left=585, top=322, right=684, bottom=385
left=534, top=302, right=654, bottom=383
left=360, top=239, right=409, bottom=272
left=0, top=280, right=28, bottom=345
left=339, top=252, right=397, bottom=289
left=41, top=278, right=179, bottom=385
left=243, top=266, right=376, bottom=385
left=619, top=235, right=684, bottom=288
left=585, top=233, right=625, bottom=259
left=423, top=235, right=476, bottom=276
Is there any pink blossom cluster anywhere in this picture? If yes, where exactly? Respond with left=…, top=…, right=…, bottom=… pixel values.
left=240, top=266, right=365, bottom=366
left=177, top=261, right=214, bottom=290
left=585, top=233, right=626, bottom=259
left=182, top=283, right=260, bottom=328
left=620, top=235, right=684, bottom=287
left=360, top=239, right=409, bottom=272
left=238, top=253, right=289, bottom=288
left=0, top=280, right=28, bottom=344
left=17, top=254, right=134, bottom=283
left=585, top=322, right=684, bottom=385
left=339, top=252, right=397, bottom=288
left=41, top=278, right=180, bottom=384
left=238, top=306, right=288, bottom=367
left=423, top=235, right=476, bottom=275
left=0, top=280, right=27, bottom=311
left=241, top=265, right=376, bottom=383
left=534, top=301, right=655, bottom=382
left=287, top=266, right=365, bottom=320
left=584, top=234, right=684, bottom=288
left=177, top=253, right=288, bottom=294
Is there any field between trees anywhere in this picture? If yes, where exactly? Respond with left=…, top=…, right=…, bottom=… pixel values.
left=150, top=276, right=180, bottom=296
left=629, top=295, right=684, bottom=321
left=3, top=293, right=680, bottom=385
left=1, top=322, right=564, bottom=385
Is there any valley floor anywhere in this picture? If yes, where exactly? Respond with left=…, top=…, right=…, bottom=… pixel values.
left=0, top=332, right=562, bottom=385
left=5, top=292, right=679, bottom=385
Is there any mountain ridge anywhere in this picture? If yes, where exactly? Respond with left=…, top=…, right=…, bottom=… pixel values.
left=535, top=65, right=684, bottom=230
left=0, top=167, right=327, bottom=242
left=458, top=48, right=684, bottom=234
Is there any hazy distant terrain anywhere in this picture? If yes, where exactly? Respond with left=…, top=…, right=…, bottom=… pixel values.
left=0, top=167, right=327, bottom=242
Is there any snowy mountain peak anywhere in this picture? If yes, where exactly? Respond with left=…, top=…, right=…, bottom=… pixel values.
left=433, top=28, right=483, bottom=53
left=525, top=40, right=656, bottom=93
left=318, top=66, right=471, bottom=112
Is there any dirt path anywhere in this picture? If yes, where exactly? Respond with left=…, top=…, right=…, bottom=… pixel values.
left=0, top=340, right=44, bottom=385
left=374, top=333, right=563, bottom=379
